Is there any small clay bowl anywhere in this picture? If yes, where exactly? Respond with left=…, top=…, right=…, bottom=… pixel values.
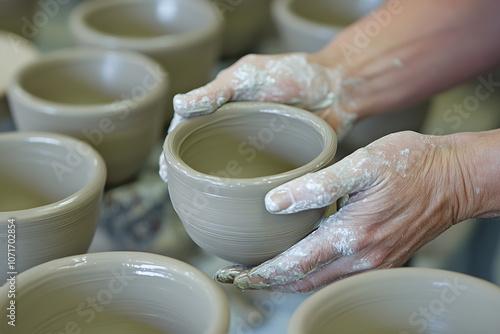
left=288, top=268, right=500, bottom=334
left=69, top=0, right=223, bottom=120
left=0, top=131, right=106, bottom=282
left=271, top=0, right=385, bottom=52
left=0, top=252, right=230, bottom=334
left=7, top=48, right=168, bottom=186
left=164, top=102, right=337, bottom=265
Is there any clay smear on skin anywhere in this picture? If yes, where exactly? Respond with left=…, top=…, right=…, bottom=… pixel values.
left=172, top=54, right=358, bottom=138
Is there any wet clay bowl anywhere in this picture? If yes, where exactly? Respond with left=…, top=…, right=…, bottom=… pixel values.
left=0, top=252, right=230, bottom=334
left=271, top=0, right=385, bottom=52
left=0, top=132, right=106, bottom=283
left=7, top=48, right=168, bottom=186
left=69, top=0, right=223, bottom=121
left=164, top=102, right=337, bottom=265
left=288, top=268, right=500, bottom=334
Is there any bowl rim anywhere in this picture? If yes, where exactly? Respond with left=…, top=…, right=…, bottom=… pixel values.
left=164, top=101, right=338, bottom=187
left=69, top=0, right=223, bottom=51
left=0, top=131, right=106, bottom=219
left=288, top=267, right=500, bottom=334
left=0, top=251, right=230, bottom=334
left=6, top=48, right=168, bottom=117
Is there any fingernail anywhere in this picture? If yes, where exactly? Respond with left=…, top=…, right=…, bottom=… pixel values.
left=265, top=188, right=292, bottom=213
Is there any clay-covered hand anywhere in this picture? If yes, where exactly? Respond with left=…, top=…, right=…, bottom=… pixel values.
left=169, top=53, right=357, bottom=138
left=215, top=131, right=476, bottom=292
left=159, top=52, right=358, bottom=183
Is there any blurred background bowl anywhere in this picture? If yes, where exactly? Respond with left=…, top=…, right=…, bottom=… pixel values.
left=7, top=48, right=168, bottom=186
left=69, top=0, right=223, bottom=121
left=0, top=131, right=106, bottom=282
left=0, top=0, right=36, bottom=38
left=271, top=0, right=385, bottom=53
left=0, top=251, right=230, bottom=334
left=289, top=267, right=500, bottom=334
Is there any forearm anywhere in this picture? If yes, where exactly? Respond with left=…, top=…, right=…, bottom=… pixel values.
left=448, top=128, right=500, bottom=221
left=312, top=0, right=500, bottom=122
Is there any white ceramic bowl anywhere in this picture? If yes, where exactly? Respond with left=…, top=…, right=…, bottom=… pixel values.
left=289, top=268, right=500, bottom=334
left=165, top=102, right=337, bottom=265
left=272, top=0, right=385, bottom=52
left=0, top=252, right=230, bottom=334
left=7, top=48, right=168, bottom=186
left=0, top=131, right=106, bottom=282
left=69, top=0, right=223, bottom=120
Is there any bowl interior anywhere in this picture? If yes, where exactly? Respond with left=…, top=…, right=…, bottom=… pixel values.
left=0, top=134, right=95, bottom=211
left=81, top=0, right=214, bottom=38
left=178, top=110, right=325, bottom=179
left=0, top=253, right=228, bottom=334
left=290, top=268, right=500, bottom=334
left=290, top=0, right=384, bottom=26
left=17, top=52, right=155, bottom=105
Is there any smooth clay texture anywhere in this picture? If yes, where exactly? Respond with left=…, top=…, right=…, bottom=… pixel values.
left=69, top=0, right=223, bottom=121
left=288, top=268, right=500, bottom=334
left=272, top=0, right=384, bottom=53
left=0, top=252, right=230, bottom=334
left=0, top=132, right=106, bottom=282
left=7, top=48, right=167, bottom=186
left=165, top=102, right=337, bottom=265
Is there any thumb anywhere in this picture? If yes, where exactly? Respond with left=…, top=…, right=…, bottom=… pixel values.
left=265, top=148, right=379, bottom=214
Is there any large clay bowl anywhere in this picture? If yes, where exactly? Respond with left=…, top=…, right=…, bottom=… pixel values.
left=69, top=0, right=223, bottom=120
left=164, top=102, right=337, bottom=265
left=7, top=48, right=167, bottom=186
left=0, top=131, right=106, bottom=282
left=0, top=252, right=230, bottom=334
left=289, top=268, right=500, bottom=334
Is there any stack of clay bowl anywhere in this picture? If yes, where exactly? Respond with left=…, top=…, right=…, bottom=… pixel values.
left=164, top=102, right=337, bottom=265
left=289, top=268, right=500, bottom=333
left=0, top=252, right=230, bottom=333
left=69, top=0, right=223, bottom=121
left=0, top=132, right=106, bottom=282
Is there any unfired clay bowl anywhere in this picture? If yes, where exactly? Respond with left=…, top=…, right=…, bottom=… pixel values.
left=0, top=252, right=230, bottom=334
left=7, top=48, right=167, bottom=186
left=164, top=102, right=337, bottom=265
left=0, top=0, right=35, bottom=38
left=0, top=132, right=106, bottom=283
left=288, top=268, right=500, bottom=334
left=272, top=0, right=385, bottom=52
left=209, top=0, right=272, bottom=58
left=69, top=0, right=223, bottom=120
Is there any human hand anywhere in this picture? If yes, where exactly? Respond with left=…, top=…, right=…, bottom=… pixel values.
left=159, top=52, right=359, bottom=182
left=214, top=131, right=477, bottom=292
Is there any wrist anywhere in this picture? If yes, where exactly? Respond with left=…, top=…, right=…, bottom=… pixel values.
left=443, top=130, right=500, bottom=222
